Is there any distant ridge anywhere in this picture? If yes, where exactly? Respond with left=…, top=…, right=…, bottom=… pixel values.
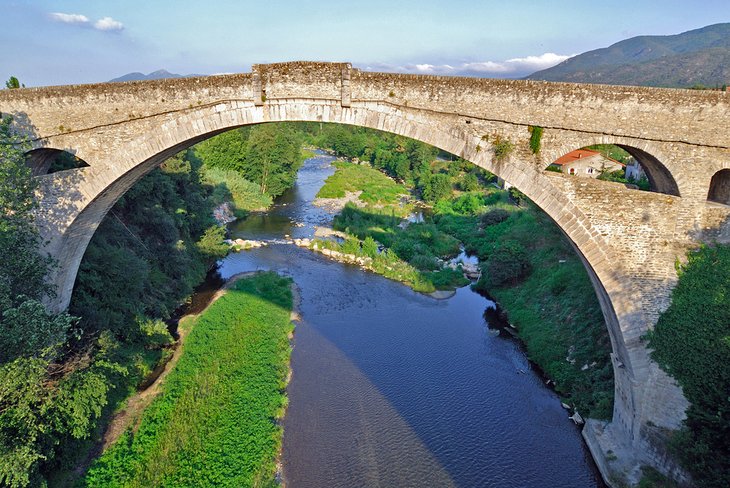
left=526, top=23, right=730, bottom=88
left=110, top=69, right=202, bottom=82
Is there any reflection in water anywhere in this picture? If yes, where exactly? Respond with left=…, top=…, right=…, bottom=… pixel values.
left=213, top=151, right=602, bottom=487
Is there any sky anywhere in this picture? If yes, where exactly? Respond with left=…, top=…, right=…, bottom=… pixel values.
left=2, top=0, right=729, bottom=87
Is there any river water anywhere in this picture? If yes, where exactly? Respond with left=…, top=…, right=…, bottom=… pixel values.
left=214, top=151, right=603, bottom=487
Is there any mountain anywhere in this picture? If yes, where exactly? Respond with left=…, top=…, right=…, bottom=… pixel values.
left=110, top=69, right=186, bottom=82
left=526, top=23, right=730, bottom=88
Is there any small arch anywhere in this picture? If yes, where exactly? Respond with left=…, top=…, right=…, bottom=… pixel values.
left=25, top=148, right=89, bottom=176
left=615, top=145, right=680, bottom=196
left=548, top=144, right=680, bottom=196
left=707, top=169, right=730, bottom=205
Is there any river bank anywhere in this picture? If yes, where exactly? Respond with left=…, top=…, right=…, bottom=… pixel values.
left=83, top=272, right=296, bottom=486
left=308, top=151, right=613, bottom=420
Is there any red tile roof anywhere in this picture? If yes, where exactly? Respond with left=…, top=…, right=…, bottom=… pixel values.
left=552, top=149, right=624, bottom=167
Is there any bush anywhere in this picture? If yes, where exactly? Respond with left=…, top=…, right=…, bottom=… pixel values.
left=481, top=209, right=510, bottom=226
left=422, top=174, right=452, bottom=203
left=459, top=172, right=480, bottom=191
left=410, top=254, right=440, bottom=271
left=361, top=236, right=379, bottom=258
left=492, top=135, right=514, bottom=162
left=479, top=241, right=530, bottom=287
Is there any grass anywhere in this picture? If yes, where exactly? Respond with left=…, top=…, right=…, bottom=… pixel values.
left=83, top=272, right=294, bottom=488
left=316, top=161, right=409, bottom=206
left=203, top=166, right=273, bottom=214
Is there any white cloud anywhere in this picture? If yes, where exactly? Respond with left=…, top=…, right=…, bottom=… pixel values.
left=362, top=53, right=574, bottom=78
left=49, top=12, right=90, bottom=25
left=48, top=12, right=124, bottom=32
left=94, top=17, right=124, bottom=32
left=503, top=53, right=573, bottom=72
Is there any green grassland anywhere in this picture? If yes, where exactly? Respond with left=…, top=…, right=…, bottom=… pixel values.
left=83, top=273, right=294, bottom=488
left=316, top=161, right=410, bottom=207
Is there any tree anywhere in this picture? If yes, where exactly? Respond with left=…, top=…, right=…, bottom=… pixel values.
left=0, top=116, right=73, bottom=360
left=422, top=173, right=452, bottom=203
left=479, top=241, right=531, bottom=287
left=243, top=124, right=303, bottom=197
left=5, top=76, right=23, bottom=89
left=0, top=115, right=83, bottom=486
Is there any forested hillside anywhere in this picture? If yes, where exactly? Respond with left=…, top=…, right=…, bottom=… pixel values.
left=526, top=23, right=730, bottom=88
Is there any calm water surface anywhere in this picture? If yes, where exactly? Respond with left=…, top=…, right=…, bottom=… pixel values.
left=216, top=152, right=603, bottom=487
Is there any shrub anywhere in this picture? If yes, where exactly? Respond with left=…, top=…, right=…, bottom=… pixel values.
left=460, top=172, right=480, bottom=191
left=479, top=241, right=530, bottom=287
left=410, top=254, right=440, bottom=271
left=361, top=236, right=379, bottom=258
left=422, top=174, right=452, bottom=203
left=481, top=209, right=510, bottom=226
left=492, top=135, right=514, bottom=162
left=528, top=126, right=543, bottom=154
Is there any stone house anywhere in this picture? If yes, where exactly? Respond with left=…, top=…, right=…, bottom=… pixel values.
left=550, top=149, right=624, bottom=178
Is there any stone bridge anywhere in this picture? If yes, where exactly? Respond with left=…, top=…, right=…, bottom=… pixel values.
left=1, top=61, right=728, bottom=485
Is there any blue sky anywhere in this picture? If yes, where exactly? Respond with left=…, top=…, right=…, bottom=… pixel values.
left=3, top=0, right=729, bottom=87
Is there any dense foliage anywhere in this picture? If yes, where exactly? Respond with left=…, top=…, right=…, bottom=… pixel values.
left=70, top=150, right=227, bottom=338
left=0, top=116, right=98, bottom=487
left=648, top=245, right=730, bottom=487
left=194, top=123, right=304, bottom=199
left=85, top=272, right=294, bottom=487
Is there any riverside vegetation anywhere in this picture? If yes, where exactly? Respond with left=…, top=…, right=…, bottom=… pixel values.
left=308, top=124, right=729, bottom=485
left=84, top=272, right=294, bottom=487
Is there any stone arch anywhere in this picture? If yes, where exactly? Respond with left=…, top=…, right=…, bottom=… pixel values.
left=707, top=169, right=730, bottom=205
left=42, top=101, right=675, bottom=454
left=50, top=100, right=631, bottom=363
left=25, top=148, right=90, bottom=176
left=542, top=136, right=681, bottom=196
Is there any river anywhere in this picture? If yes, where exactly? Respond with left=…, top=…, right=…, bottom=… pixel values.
left=211, top=151, right=603, bottom=487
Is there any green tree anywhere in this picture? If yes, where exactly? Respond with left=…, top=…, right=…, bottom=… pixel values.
left=243, top=124, right=303, bottom=197
left=0, top=116, right=89, bottom=487
left=5, top=76, right=22, bottom=89
left=479, top=241, right=531, bottom=287
left=0, top=116, right=73, bottom=359
left=423, top=173, right=452, bottom=202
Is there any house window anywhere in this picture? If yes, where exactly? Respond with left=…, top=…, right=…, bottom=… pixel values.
left=587, top=168, right=594, bottom=174
left=569, top=168, right=575, bottom=175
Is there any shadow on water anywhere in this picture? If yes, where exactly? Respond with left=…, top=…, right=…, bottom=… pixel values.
left=209, top=151, right=604, bottom=487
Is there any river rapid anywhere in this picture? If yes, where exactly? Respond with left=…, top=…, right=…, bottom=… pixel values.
left=210, top=151, right=603, bottom=487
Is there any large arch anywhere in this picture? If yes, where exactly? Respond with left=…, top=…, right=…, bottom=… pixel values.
left=38, top=97, right=652, bottom=462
